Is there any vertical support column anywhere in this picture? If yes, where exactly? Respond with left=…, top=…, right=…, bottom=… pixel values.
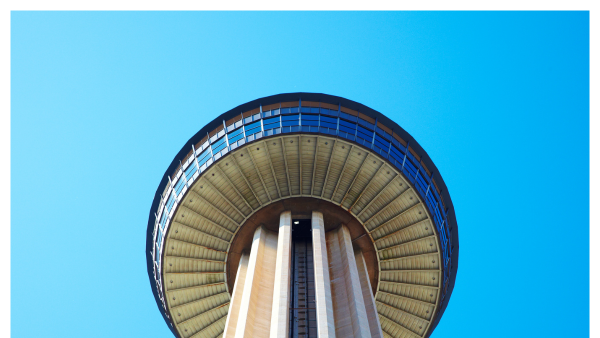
left=223, top=253, right=250, bottom=338
left=312, top=211, right=336, bottom=338
left=326, top=225, right=372, bottom=338
left=270, top=211, right=293, bottom=338
left=355, top=250, right=383, bottom=338
left=234, top=225, right=278, bottom=338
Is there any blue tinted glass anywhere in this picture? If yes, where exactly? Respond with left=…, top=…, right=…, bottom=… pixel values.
left=174, top=177, right=185, bottom=194
left=281, top=108, right=290, bottom=114
left=165, top=193, right=175, bottom=212
left=339, top=112, right=357, bottom=122
left=321, top=122, right=336, bottom=129
left=357, top=125, right=373, bottom=136
left=228, top=132, right=243, bottom=144
left=282, top=120, right=299, bottom=127
left=185, top=164, right=197, bottom=180
left=246, top=126, right=261, bottom=135
left=264, top=117, right=280, bottom=124
left=212, top=136, right=226, bottom=148
left=159, top=211, right=168, bottom=229
left=357, top=130, right=372, bottom=141
left=290, top=107, right=299, bottom=113
left=157, top=228, right=163, bottom=245
left=376, top=127, right=391, bottom=140
left=302, top=114, right=319, bottom=121
left=212, top=141, right=227, bottom=153
left=375, top=135, right=390, bottom=150
left=339, top=119, right=356, bottom=128
left=245, top=121, right=261, bottom=130
left=263, top=122, right=280, bottom=130
left=339, top=125, right=354, bottom=134
left=358, top=118, right=374, bottom=130
left=197, top=151, right=212, bottom=166
left=228, top=127, right=243, bottom=138
left=311, top=107, right=319, bottom=114
left=301, top=107, right=311, bottom=113
left=282, top=114, right=299, bottom=121
left=320, top=116, right=337, bottom=124
left=320, top=108, right=337, bottom=116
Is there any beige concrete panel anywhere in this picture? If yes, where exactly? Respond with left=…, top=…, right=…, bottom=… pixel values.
left=355, top=250, right=384, bottom=338
left=270, top=211, right=292, bottom=338
left=254, top=230, right=278, bottom=336
left=326, top=225, right=371, bottom=338
left=233, top=226, right=278, bottom=338
left=312, top=211, right=336, bottom=338
left=223, top=253, right=249, bottom=338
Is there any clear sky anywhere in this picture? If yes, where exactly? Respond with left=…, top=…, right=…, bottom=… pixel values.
left=11, top=11, right=589, bottom=338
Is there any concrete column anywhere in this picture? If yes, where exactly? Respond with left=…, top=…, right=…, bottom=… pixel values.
left=355, top=250, right=383, bottom=338
left=311, top=211, right=336, bottom=338
left=326, top=225, right=372, bottom=338
left=233, top=225, right=278, bottom=338
left=270, top=211, right=293, bottom=338
left=223, top=253, right=250, bottom=338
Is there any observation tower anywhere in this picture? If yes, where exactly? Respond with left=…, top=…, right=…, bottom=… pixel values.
left=146, top=93, right=459, bottom=338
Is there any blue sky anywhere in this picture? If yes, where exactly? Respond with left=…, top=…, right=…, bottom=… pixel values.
left=11, top=11, right=589, bottom=338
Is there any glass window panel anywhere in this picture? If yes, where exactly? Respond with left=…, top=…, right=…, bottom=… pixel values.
left=212, top=141, right=227, bottom=153
left=320, top=116, right=337, bottom=124
left=339, top=125, right=355, bottom=134
left=282, top=114, right=299, bottom=121
left=357, top=132, right=372, bottom=142
left=246, top=124, right=262, bottom=136
left=165, top=193, right=176, bottom=212
left=228, top=128, right=243, bottom=140
left=357, top=125, right=373, bottom=136
left=211, top=136, right=226, bottom=149
left=264, top=116, right=280, bottom=124
left=228, top=132, right=244, bottom=144
left=264, top=122, right=280, bottom=130
left=339, top=112, right=357, bottom=122
left=156, top=228, right=163, bottom=246
left=339, top=119, right=356, bottom=128
left=376, top=127, right=392, bottom=140
left=159, top=211, right=168, bottom=229
left=375, top=139, right=389, bottom=151
left=321, top=122, right=337, bottom=129
left=282, top=114, right=300, bottom=126
left=302, top=114, right=319, bottom=121
left=174, top=177, right=186, bottom=195
left=358, top=118, right=374, bottom=130
left=302, top=120, right=319, bottom=126
left=185, top=166, right=197, bottom=181
left=320, top=108, right=338, bottom=116
left=245, top=121, right=261, bottom=130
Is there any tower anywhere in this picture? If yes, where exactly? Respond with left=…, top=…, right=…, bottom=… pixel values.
left=146, top=93, right=459, bottom=338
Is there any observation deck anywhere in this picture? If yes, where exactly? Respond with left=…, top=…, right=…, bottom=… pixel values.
left=146, top=93, right=459, bottom=338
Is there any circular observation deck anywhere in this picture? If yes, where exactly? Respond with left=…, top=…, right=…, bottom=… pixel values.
left=146, top=93, right=459, bottom=338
